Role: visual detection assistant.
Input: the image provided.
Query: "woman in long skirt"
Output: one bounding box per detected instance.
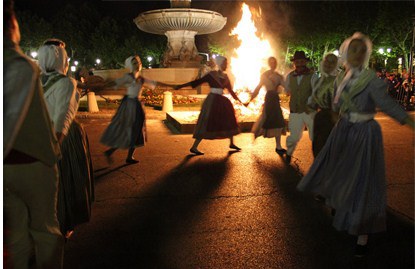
[175,56,244,155]
[101,55,169,164]
[308,53,339,158]
[38,39,94,238]
[297,32,415,257]
[246,56,286,154]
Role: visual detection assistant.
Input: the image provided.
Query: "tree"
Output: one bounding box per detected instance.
[89,17,124,69]
[17,10,53,55]
[372,1,413,70]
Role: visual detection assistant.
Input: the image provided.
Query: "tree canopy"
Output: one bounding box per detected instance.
[15,1,414,72]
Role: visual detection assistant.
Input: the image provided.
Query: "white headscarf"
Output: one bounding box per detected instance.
[124,55,142,74]
[312,53,339,95]
[214,55,227,71]
[334,32,373,104]
[338,32,372,69]
[320,53,339,77]
[38,44,68,75]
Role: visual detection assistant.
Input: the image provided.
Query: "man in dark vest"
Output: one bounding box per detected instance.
[284,51,318,163]
[4,1,64,268]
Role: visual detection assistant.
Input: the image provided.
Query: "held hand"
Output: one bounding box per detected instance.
[243,101,250,107]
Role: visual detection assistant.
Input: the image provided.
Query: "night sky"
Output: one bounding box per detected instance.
[14,0,171,19]
[12,0,392,37]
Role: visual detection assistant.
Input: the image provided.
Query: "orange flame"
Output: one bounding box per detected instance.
[226,3,273,118]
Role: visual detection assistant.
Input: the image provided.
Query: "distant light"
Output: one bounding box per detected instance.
[378,48,384,54]
[387,48,391,53]
[212,54,217,59]
[147,56,153,62]
[398,58,402,64]
[30,51,38,58]
[333,50,339,56]
[74,60,79,66]
[68,57,71,61]
[96,58,101,64]
[70,66,76,72]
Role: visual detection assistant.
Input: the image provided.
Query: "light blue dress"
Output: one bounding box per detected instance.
[297,69,409,235]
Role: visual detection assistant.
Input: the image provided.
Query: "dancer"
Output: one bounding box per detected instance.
[175,55,244,155]
[38,40,94,239]
[101,55,170,164]
[297,32,415,257]
[246,56,286,154]
[284,51,318,163]
[308,53,339,158]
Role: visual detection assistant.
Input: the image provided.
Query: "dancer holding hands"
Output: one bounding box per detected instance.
[175,56,244,155]
[246,56,287,154]
[101,55,171,164]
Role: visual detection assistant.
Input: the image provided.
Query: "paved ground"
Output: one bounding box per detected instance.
[64,106,414,269]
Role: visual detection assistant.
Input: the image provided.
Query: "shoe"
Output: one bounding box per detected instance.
[229,144,241,151]
[285,154,292,163]
[276,148,287,155]
[190,148,204,155]
[104,151,113,165]
[126,158,139,164]
[354,244,368,258]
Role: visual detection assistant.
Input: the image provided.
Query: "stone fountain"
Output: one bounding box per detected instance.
[134,0,227,69]
[94,1,229,132]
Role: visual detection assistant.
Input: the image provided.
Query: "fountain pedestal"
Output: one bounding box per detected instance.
[134,5,227,68]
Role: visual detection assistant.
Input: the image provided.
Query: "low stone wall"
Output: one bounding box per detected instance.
[92,68,210,95]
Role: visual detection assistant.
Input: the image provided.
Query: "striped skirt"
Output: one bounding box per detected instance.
[57,120,94,235]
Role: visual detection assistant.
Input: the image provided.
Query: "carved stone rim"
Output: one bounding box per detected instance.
[134,8,227,35]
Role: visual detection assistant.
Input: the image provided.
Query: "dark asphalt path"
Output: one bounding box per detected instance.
[63,111,414,269]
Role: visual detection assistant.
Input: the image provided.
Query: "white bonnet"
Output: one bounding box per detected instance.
[320,53,339,76]
[338,32,372,69]
[214,55,227,69]
[124,55,142,72]
[38,44,68,75]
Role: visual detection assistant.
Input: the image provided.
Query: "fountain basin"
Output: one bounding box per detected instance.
[94,68,211,95]
[134,8,227,35]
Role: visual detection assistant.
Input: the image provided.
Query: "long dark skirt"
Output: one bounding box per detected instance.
[312,108,338,158]
[193,93,240,139]
[252,90,285,138]
[57,120,94,235]
[100,96,146,149]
